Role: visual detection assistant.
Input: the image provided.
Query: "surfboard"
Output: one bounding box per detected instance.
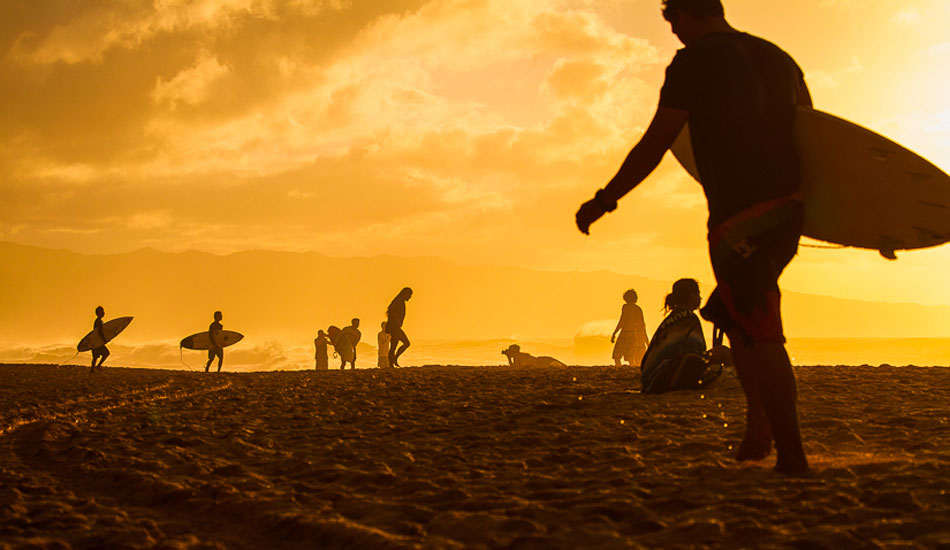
[670,107,950,258]
[180,330,244,350]
[327,325,355,363]
[78,316,133,352]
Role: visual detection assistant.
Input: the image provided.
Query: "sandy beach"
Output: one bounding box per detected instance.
[0,363,947,549]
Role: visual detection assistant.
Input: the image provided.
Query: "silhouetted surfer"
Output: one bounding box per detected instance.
[91,305,109,372]
[205,311,224,373]
[314,329,329,370]
[341,318,362,369]
[386,287,413,367]
[611,289,649,367]
[576,0,812,473]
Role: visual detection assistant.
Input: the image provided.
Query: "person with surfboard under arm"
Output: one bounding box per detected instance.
[576,0,812,474]
[205,311,225,373]
[386,287,413,367]
[91,305,110,371]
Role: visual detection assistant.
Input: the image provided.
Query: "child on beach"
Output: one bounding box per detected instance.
[611,289,649,367]
[377,322,391,368]
[314,330,329,370]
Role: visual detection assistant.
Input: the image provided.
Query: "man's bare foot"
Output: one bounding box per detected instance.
[774,455,810,475]
[736,436,772,462]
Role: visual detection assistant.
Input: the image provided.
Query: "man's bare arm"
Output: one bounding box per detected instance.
[576,106,689,234]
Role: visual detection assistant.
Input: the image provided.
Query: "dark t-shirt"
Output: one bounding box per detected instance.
[659,32,804,229]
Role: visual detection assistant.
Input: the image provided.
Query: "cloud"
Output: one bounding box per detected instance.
[12,0,349,65]
[151,50,230,108]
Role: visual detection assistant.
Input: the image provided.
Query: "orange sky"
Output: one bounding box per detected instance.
[2,0,950,307]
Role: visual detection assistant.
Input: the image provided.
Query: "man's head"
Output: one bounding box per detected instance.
[352,318,360,328]
[214,311,223,321]
[661,0,726,45]
[95,305,105,317]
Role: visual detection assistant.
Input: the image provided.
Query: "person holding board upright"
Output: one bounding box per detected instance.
[576,0,812,474]
[386,287,413,368]
[205,311,225,373]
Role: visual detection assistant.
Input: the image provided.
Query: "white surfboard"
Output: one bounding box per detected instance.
[78,316,133,352]
[180,330,244,350]
[670,107,950,258]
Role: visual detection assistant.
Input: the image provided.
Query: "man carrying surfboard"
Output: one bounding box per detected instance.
[91,306,110,371]
[205,311,225,373]
[576,0,811,474]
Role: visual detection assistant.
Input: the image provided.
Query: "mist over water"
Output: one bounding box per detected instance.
[4,337,949,371]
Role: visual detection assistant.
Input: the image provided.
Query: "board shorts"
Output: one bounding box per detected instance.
[208,348,224,361]
[700,197,803,344]
[386,325,408,343]
[92,345,109,358]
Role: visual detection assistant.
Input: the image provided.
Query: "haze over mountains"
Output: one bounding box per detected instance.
[3,241,950,352]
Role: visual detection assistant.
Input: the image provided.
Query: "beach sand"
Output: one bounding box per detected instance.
[0,363,947,549]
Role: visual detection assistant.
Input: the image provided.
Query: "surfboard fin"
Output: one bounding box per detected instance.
[879,248,897,260]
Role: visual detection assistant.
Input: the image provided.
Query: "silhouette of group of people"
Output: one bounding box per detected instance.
[87,308,229,373]
[314,287,414,370]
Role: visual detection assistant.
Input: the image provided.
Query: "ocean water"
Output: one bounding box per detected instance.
[2,337,948,371]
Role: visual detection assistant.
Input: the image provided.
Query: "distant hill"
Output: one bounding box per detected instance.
[2,241,949,347]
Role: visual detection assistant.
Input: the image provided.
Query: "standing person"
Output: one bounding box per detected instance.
[90,306,110,372]
[205,311,224,373]
[386,287,413,367]
[314,329,329,370]
[340,318,362,369]
[377,321,391,368]
[611,289,649,367]
[575,0,811,473]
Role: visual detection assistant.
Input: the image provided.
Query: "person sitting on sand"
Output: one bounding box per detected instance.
[502,344,567,368]
[386,287,413,367]
[377,322,391,368]
[639,279,720,393]
[205,311,224,373]
[314,330,329,370]
[611,289,650,367]
[340,319,362,369]
[91,305,110,372]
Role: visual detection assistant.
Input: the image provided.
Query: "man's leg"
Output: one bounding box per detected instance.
[729,332,774,461]
[95,348,109,370]
[216,350,223,372]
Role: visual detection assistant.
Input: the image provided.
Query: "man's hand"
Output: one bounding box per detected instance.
[576,199,605,235]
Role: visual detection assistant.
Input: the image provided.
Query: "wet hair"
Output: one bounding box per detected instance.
[664,278,700,312]
[661,0,724,22]
[623,289,638,304]
[214,311,223,320]
[95,305,105,316]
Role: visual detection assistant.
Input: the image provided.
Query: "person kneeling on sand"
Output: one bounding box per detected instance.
[502,344,566,368]
[640,279,725,394]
